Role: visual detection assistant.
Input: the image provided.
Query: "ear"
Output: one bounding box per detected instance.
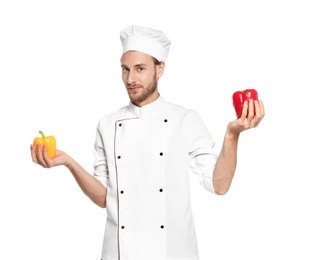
[156,61,165,78]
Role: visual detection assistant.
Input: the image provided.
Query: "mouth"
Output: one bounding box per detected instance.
[127,85,141,92]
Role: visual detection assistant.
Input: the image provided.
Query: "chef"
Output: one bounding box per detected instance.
[30,25,265,260]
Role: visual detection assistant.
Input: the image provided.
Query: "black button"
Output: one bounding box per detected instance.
[119,123,122,127]
[159,152,163,156]
[120,190,124,194]
[160,225,164,229]
[159,189,163,192]
[117,156,121,159]
[164,119,168,123]
[121,226,125,229]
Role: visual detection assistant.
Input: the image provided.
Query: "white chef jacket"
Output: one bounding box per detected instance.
[93,96,218,260]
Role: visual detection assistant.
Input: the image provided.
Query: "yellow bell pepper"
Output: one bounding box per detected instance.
[33,130,56,159]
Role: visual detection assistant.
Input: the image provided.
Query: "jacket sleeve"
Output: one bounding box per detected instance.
[187,110,218,194]
[93,121,109,188]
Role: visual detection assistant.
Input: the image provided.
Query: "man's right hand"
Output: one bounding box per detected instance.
[30,144,70,168]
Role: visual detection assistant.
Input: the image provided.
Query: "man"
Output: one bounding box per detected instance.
[31,25,265,260]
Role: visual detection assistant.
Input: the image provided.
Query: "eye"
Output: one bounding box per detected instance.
[122,67,129,73]
[138,67,145,72]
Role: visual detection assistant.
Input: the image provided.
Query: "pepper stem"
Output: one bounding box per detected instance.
[39,130,45,138]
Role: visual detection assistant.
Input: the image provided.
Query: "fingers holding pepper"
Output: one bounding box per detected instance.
[252,99,265,126]
[31,144,49,168]
[239,99,264,128]
[30,144,39,164]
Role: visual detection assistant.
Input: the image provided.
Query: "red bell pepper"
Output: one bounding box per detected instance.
[232,89,258,118]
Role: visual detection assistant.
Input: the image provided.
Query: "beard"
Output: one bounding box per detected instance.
[127,72,158,105]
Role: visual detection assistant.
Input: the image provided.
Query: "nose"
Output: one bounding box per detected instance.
[126,71,137,85]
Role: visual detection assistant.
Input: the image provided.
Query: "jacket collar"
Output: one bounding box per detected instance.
[128,95,164,117]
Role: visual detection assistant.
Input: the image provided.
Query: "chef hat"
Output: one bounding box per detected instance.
[120,25,171,62]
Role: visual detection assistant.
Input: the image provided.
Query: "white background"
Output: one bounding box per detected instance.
[1,0,308,259]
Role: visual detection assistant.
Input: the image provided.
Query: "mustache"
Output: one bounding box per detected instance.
[126,83,142,88]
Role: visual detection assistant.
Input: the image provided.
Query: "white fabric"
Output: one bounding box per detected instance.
[93,96,218,260]
[120,25,171,61]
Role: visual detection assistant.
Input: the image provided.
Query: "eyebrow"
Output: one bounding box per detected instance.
[121,63,148,68]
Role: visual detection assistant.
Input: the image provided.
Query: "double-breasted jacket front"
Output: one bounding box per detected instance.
[94,96,218,260]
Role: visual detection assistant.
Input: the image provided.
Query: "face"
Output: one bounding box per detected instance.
[121,51,165,107]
